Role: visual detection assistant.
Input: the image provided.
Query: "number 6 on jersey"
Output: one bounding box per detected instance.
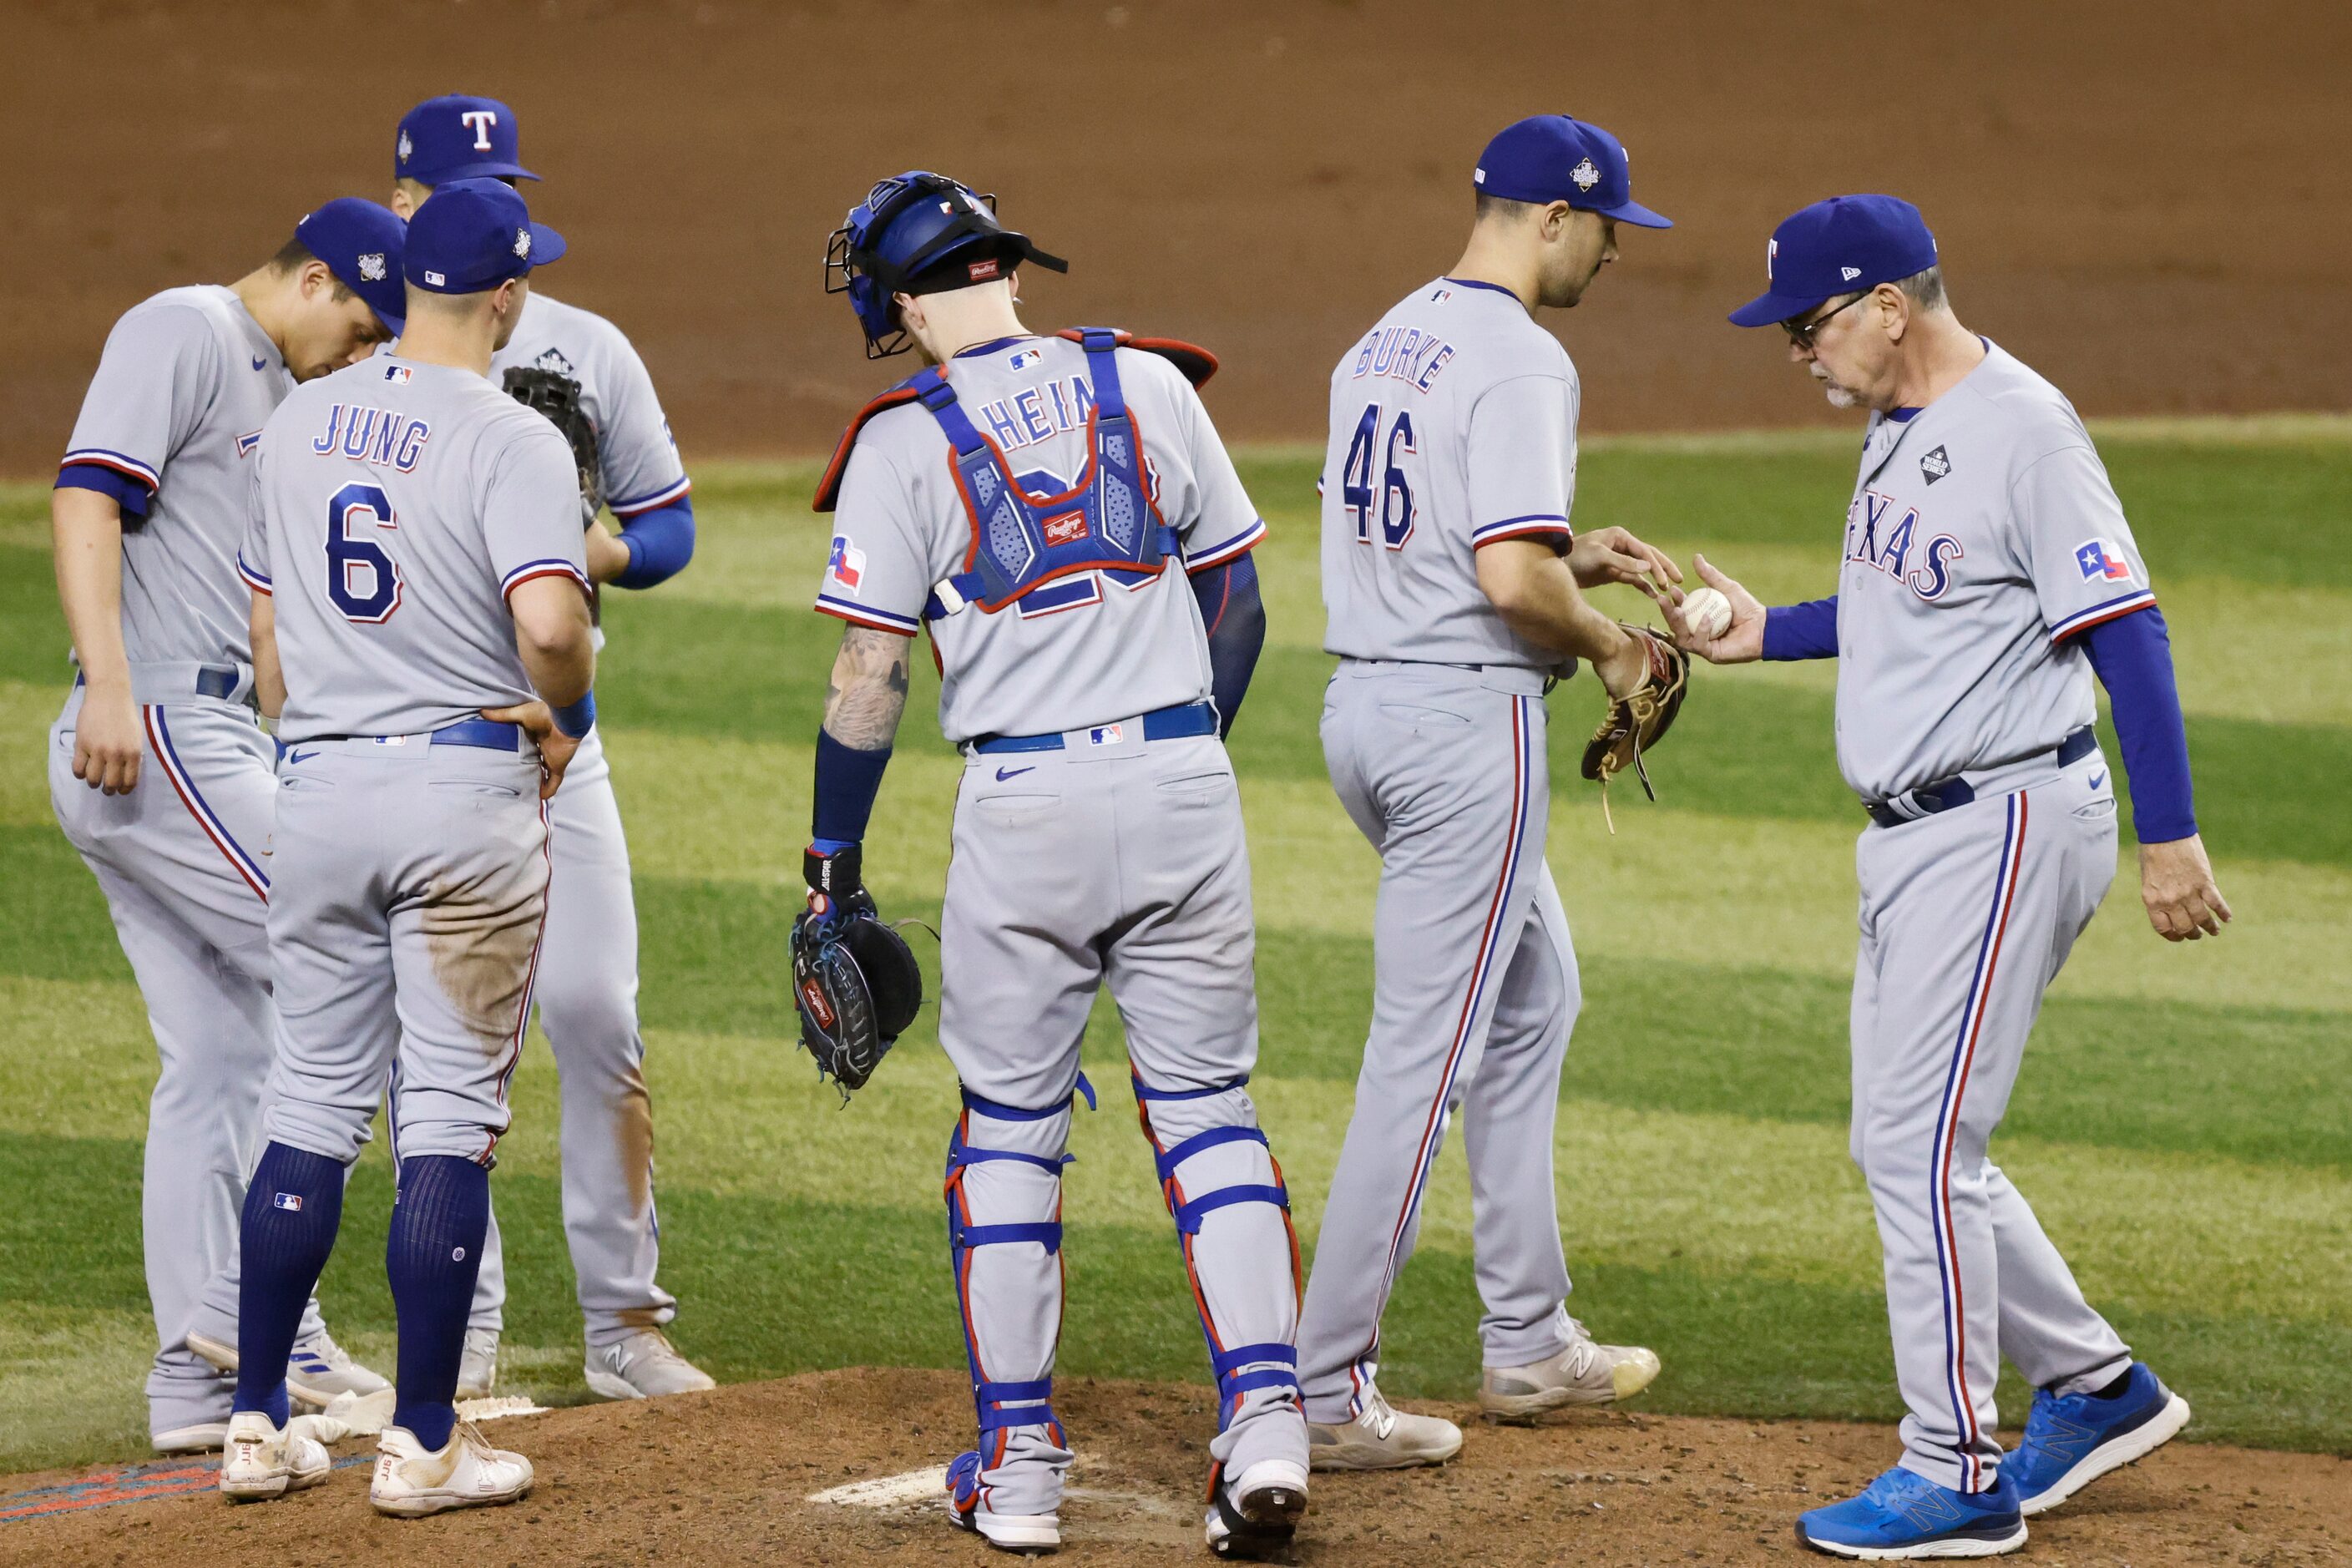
[1341,403,1418,550]
[326,480,403,623]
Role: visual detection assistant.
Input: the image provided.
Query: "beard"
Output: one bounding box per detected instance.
[1810,363,1860,409]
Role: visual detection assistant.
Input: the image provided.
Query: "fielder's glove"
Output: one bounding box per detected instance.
[502,366,604,525]
[1581,624,1691,834]
[791,843,923,1100]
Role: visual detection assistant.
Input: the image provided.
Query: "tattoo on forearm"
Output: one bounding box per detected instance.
[822,626,913,751]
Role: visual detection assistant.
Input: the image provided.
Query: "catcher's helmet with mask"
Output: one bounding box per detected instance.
[824,170,1070,358]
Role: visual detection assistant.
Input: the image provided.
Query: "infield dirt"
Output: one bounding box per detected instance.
[3,1369,2345,1565]
[6,0,2349,477]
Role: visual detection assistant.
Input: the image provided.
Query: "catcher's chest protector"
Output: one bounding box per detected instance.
[912,329,1179,620]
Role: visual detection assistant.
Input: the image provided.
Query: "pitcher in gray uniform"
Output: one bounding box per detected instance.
[218,178,594,1518]
[385,93,708,1403]
[1676,195,2223,1560]
[808,171,1308,1560]
[48,199,407,1451]
[1301,116,1675,1471]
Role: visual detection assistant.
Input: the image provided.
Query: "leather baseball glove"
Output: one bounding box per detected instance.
[502,366,604,524]
[792,846,924,1100]
[1581,625,1691,833]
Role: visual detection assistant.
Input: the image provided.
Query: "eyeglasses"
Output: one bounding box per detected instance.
[1783,290,1873,350]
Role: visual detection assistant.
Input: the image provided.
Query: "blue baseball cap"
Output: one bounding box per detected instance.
[404,179,565,295]
[1728,195,1939,327]
[293,198,407,334]
[1473,115,1672,229]
[395,94,539,186]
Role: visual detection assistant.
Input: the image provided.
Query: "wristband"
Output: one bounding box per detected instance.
[805,841,864,904]
[551,691,597,739]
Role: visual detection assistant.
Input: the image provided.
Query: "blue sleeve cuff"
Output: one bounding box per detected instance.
[1191,551,1265,737]
[1763,597,1839,660]
[55,462,154,518]
[551,691,597,740]
[610,497,695,590]
[812,728,892,845]
[2081,604,2197,842]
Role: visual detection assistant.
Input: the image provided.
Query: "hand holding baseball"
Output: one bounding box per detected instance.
[1657,554,1767,664]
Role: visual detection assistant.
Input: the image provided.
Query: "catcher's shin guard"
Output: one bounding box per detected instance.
[942,1077,1095,1525]
[1131,1073,1308,1508]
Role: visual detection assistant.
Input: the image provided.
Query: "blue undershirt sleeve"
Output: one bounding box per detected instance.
[811,728,891,848]
[54,462,153,519]
[2080,604,2197,844]
[1763,595,1839,660]
[1190,551,1265,737]
[610,497,695,590]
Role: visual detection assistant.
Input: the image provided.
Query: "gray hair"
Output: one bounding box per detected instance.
[1891,265,1947,312]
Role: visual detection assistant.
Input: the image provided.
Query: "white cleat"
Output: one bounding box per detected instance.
[1206,1457,1309,1560]
[1480,1321,1662,1423]
[584,1328,717,1400]
[369,1421,533,1518]
[1306,1385,1463,1471]
[186,1328,392,1410]
[218,1409,331,1501]
[949,1505,1062,1553]
[457,1328,500,1401]
[154,1422,229,1454]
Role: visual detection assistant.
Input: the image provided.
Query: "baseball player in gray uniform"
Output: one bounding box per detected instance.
[1674,195,2223,1559]
[1298,116,1674,1469]
[48,199,408,1452]
[810,171,1307,1559]
[384,94,707,1404]
[218,178,594,1516]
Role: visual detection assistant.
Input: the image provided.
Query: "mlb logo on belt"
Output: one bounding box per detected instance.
[2075,538,2132,583]
[1088,723,1125,747]
[828,535,866,591]
[1042,510,1088,547]
[272,1192,303,1211]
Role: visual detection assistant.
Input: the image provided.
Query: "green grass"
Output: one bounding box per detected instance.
[3,425,2348,1471]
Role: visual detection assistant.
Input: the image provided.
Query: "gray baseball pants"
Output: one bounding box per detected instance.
[1853,746,2132,1492]
[939,721,1307,1525]
[1297,660,1581,1423]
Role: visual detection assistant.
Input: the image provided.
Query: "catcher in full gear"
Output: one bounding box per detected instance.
[796,169,1308,1560]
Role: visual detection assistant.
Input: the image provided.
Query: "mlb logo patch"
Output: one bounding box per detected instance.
[1087,723,1125,747]
[1042,510,1088,547]
[967,256,1001,281]
[827,535,865,592]
[1009,347,1044,371]
[2075,539,2133,583]
[272,1192,303,1211]
[384,364,412,384]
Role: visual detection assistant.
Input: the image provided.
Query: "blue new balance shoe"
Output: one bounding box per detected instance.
[2006,1362,2191,1516]
[1796,1466,2026,1559]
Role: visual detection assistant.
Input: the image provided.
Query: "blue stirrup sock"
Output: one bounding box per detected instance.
[386,1155,491,1451]
[233,1141,348,1426]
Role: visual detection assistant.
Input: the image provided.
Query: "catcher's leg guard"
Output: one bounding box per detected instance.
[942,1078,1095,1534]
[1131,1072,1310,1525]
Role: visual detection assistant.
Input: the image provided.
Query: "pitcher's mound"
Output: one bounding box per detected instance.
[3,1368,2344,1565]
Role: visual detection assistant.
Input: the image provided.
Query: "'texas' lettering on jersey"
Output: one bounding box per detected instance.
[308,402,432,472]
[1846,488,1963,602]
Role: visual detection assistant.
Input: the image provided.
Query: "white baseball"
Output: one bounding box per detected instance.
[1682,585,1733,640]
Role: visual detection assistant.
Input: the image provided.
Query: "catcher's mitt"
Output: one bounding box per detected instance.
[792,847,924,1100]
[1581,624,1691,834]
[502,366,604,524]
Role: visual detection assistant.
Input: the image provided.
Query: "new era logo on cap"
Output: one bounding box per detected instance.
[1841,266,1864,281]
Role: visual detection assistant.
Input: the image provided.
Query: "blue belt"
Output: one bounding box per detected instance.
[1866,726,2096,829]
[429,719,525,752]
[969,701,1216,756]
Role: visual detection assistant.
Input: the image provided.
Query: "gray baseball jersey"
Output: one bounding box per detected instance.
[1319,277,1581,669]
[63,286,292,665]
[818,336,1263,741]
[244,355,588,742]
[1830,341,2154,802]
[491,291,690,518]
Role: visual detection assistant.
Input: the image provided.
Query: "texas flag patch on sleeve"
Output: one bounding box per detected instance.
[2075,538,2134,583]
[827,535,866,593]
